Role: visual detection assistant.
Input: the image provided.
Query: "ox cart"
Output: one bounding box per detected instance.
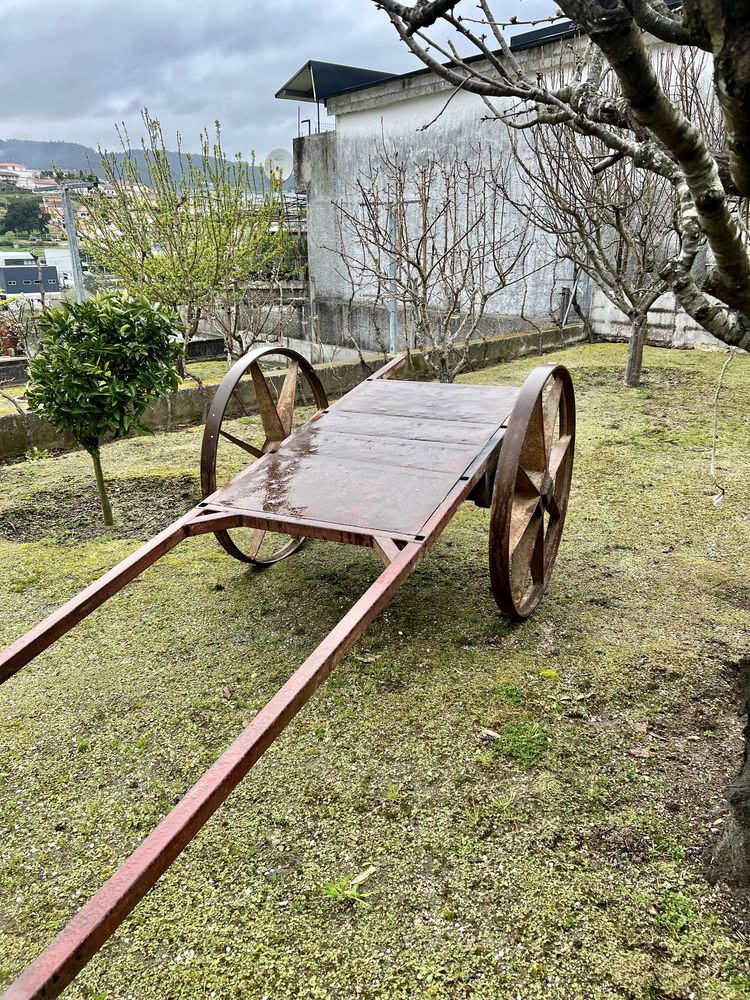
[0,348,575,1000]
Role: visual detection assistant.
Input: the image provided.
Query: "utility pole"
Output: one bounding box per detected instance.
[46,179,98,303]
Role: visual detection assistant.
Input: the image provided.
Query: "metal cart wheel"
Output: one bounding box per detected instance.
[489,362,576,619]
[200,345,329,564]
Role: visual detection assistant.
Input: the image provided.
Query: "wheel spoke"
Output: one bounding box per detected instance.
[276,360,299,437]
[544,491,562,521]
[249,362,285,444]
[247,529,266,560]
[516,466,542,495]
[510,506,543,599]
[509,493,541,553]
[542,376,564,460]
[218,428,264,459]
[530,512,545,584]
[549,434,572,478]
[520,396,547,472]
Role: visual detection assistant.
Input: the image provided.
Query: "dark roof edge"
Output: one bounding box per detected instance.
[326,20,582,101]
[276,2,682,105]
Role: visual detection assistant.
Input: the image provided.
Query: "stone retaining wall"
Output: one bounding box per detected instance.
[590,288,727,350]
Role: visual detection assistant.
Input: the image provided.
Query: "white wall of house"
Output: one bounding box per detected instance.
[295,41,589,351]
[294,36,722,354]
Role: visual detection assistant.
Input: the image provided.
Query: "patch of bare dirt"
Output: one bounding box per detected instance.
[0,475,200,543]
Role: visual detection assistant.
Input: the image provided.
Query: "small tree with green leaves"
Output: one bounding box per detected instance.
[0,198,49,236]
[80,112,291,372]
[26,293,181,525]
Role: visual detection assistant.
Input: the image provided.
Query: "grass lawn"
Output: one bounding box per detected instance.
[0,342,749,999]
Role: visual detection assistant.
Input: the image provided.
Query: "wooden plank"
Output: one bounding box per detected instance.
[315,408,500,447]
[282,424,481,476]
[215,451,459,535]
[337,379,518,424]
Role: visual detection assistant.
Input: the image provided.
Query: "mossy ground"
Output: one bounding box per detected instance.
[1,343,749,999]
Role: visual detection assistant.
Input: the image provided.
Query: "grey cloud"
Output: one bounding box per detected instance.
[0,0,556,158]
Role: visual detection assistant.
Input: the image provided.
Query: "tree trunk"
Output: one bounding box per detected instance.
[179,304,201,378]
[89,449,113,526]
[713,657,750,885]
[624,312,648,387]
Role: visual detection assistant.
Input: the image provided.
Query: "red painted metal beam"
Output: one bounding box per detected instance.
[0,512,194,686]
[0,509,264,687]
[1,541,424,1000]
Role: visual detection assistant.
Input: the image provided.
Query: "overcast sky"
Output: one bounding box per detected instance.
[1,0,555,158]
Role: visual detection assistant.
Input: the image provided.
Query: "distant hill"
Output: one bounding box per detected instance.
[0,138,285,187]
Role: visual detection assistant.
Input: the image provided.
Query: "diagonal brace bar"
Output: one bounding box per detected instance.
[0,508,237,686]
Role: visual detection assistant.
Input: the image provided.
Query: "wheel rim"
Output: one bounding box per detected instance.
[200,346,328,564]
[489,363,575,619]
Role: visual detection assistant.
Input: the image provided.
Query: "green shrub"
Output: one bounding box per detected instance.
[26,293,181,524]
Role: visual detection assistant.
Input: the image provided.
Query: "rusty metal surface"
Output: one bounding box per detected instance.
[489,362,576,619]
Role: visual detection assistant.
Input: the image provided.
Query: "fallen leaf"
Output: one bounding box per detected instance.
[222,686,234,700]
[351,865,377,886]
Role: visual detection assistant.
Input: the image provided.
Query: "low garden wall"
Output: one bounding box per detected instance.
[0,323,585,461]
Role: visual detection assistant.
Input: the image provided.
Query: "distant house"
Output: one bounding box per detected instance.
[44,247,73,285]
[0,162,38,188]
[0,252,59,297]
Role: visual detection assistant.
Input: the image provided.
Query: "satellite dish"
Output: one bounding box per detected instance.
[264,148,293,183]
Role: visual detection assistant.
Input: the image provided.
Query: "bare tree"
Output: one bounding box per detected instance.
[374,0,750,880]
[503,127,677,386]
[333,141,531,381]
[374,0,750,352]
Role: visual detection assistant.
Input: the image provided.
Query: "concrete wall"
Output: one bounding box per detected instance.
[0,323,584,460]
[295,42,591,353]
[589,288,726,350]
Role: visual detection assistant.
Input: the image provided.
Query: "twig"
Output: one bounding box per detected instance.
[417,76,468,131]
[709,352,735,505]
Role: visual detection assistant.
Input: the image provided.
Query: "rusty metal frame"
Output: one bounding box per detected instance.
[0,353,573,1000]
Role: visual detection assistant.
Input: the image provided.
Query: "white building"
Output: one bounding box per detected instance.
[276,25,722,353]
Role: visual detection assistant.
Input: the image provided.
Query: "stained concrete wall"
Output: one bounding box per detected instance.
[294,35,724,355]
[0,324,585,460]
[589,288,727,350]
